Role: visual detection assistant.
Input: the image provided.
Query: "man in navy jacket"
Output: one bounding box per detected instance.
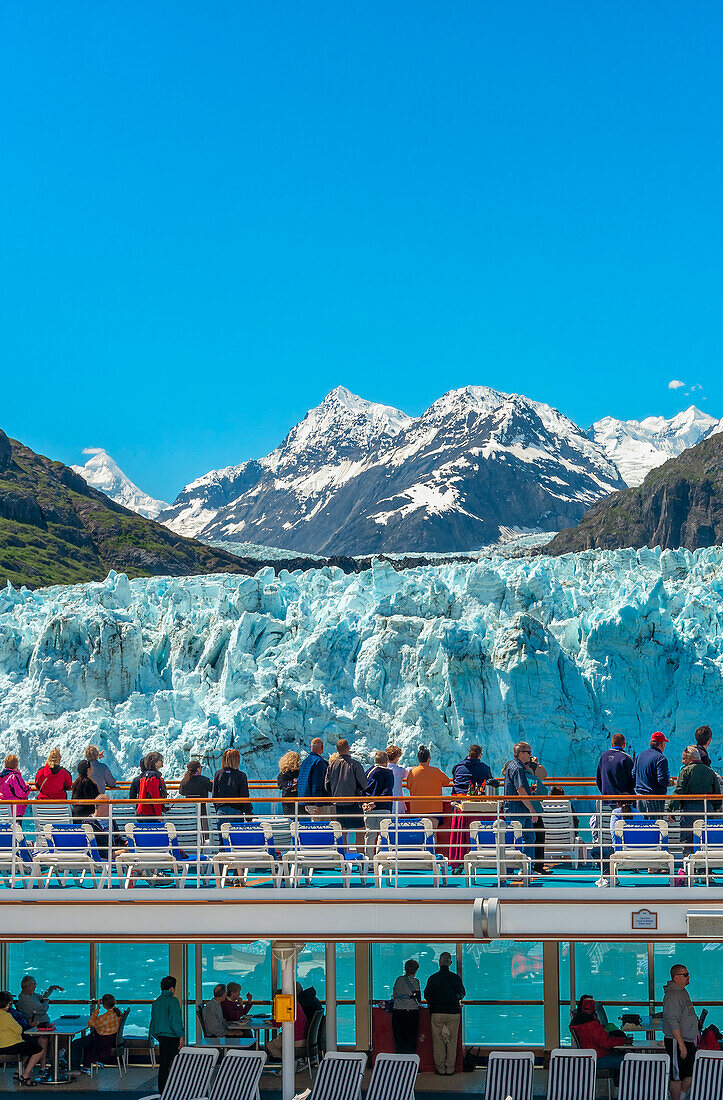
[633,731,671,814]
[596,733,635,797]
[451,745,492,794]
[298,738,328,818]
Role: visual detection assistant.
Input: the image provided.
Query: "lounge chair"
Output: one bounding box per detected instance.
[199,1049,267,1100]
[373,817,449,887]
[609,819,675,885]
[541,799,582,869]
[689,1049,723,1099]
[212,821,282,887]
[30,801,72,847]
[484,1050,534,1100]
[366,1053,419,1100]
[139,1045,219,1100]
[617,1052,669,1100]
[463,820,531,886]
[547,1048,596,1100]
[0,822,35,887]
[284,822,367,887]
[30,822,109,887]
[116,821,211,888]
[684,820,723,883]
[292,1051,367,1100]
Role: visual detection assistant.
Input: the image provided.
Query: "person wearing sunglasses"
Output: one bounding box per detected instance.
[662,964,698,1100]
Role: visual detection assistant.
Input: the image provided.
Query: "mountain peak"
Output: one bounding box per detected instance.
[72,449,169,520]
[589,406,719,487]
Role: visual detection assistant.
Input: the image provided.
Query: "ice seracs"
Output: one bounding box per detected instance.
[588,406,719,487]
[3,546,722,782]
[72,449,170,519]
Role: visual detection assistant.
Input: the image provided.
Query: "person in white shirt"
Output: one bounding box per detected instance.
[391,959,421,1054]
[386,745,408,815]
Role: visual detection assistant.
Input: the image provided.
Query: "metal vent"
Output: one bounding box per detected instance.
[687,910,723,939]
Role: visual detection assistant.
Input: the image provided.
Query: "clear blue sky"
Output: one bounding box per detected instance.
[1,2,722,502]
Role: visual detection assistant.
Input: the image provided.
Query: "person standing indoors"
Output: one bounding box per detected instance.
[212,749,252,827]
[84,746,117,794]
[596,734,635,798]
[385,745,408,815]
[35,748,72,801]
[325,739,367,847]
[633,732,671,816]
[391,959,421,1055]
[277,751,301,815]
[403,746,451,833]
[662,964,699,1100]
[298,738,328,819]
[451,745,492,795]
[424,952,465,1076]
[150,976,184,1092]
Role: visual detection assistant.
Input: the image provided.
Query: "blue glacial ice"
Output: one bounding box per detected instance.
[1,547,723,780]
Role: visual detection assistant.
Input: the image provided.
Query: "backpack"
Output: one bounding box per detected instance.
[700,1025,722,1051]
[137,773,163,816]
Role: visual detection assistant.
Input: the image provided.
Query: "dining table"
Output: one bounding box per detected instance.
[26,1014,89,1084]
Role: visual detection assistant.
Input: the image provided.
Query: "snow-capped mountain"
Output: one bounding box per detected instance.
[159,385,625,554]
[72,449,169,520]
[588,406,719,487]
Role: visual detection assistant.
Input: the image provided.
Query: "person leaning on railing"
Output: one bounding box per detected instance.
[666,745,720,855]
[35,748,72,801]
[212,748,252,826]
[84,745,118,795]
[298,738,328,819]
[0,755,30,816]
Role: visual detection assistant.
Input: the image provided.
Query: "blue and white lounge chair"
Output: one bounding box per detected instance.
[463,820,531,886]
[284,822,367,887]
[212,821,282,887]
[30,823,108,888]
[609,819,674,885]
[0,822,35,887]
[116,821,211,888]
[373,817,449,887]
[684,820,723,884]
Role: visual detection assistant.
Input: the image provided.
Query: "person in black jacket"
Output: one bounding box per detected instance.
[179,759,213,798]
[71,760,100,820]
[596,734,635,797]
[424,952,465,1075]
[213,748,252,825]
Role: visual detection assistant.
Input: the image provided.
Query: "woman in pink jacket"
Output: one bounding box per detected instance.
[0,753,31,817]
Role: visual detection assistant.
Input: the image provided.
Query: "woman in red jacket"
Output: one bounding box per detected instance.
[570,995,628,1083]
[35,748,73,800]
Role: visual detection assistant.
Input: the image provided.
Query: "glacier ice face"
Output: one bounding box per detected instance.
[2,549,723,782]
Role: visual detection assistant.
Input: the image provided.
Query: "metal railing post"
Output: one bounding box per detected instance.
[598,798,604,884]
[107,801,113,890]
[196,799,202,889]
[495,796,502,887]
[394,794,399,888]
[11,800,17,889]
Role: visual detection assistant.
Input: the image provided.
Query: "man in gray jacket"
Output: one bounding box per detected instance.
[325,739,367,847]
[662,964,699,1100]
[201,983,228,1038]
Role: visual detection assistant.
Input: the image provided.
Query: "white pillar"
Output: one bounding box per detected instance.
[272,942,303,1100]
[325,941,337,1052]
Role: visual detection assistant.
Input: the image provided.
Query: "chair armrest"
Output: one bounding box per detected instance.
[138,1093,161,1100]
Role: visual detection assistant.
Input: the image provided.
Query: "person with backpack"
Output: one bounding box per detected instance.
[129,751,168,817]
[35,748,73,800]
[0,754,30,817]
[212,748,252,825]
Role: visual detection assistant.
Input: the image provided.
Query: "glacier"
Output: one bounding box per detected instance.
[1,548,723,782]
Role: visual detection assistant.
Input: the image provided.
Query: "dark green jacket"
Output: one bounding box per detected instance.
[667,762,720,817]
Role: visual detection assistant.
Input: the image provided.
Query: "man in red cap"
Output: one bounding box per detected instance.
[633,732,670,816]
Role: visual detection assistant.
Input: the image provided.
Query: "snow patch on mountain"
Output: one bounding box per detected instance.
[3,546,722,781]
[72,449,169,519]
[588,406,719,487]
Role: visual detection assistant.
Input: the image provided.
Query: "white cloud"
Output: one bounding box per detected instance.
[82,447,106,455]
[668,379,685,390]
[691,383,703,391]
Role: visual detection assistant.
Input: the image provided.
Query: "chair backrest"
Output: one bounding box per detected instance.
[613,819,668,850]
[305,1009,324,1052]
[618,1053,669,1100]
[366,1053,419,1100]
[378,817,435,852]
[30,801,72,844]
[164,800,204,853]
[208,1049,267,1100]
[485,1050,534,1100]
[470,819,521,851]
[547,1048,596,1100]
[125,821,178,852]
[594,1001,609,1027]
[690,1049,723,1100]
[114,1008,130,1050]
[311,1051,367,1100]
[568,1027,581,1049]
[43,822,103,860]
[0,822,25,848]
[694,820,723,849]
[196,1005,208,1039]
[290,821,343,851]
[160,1045,219,1100]
[541,801,577,858]
[221,821,273,851]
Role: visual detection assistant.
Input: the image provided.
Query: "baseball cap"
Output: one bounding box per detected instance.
[651,731,669,744]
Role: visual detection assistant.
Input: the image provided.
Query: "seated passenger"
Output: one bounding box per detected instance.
[0,991,47,1085]
[83,994,122,1066]
[85,795,127,856]
[570,995,628,1083]
[298,984,323,1021]
[17,975,63,1027]
[222,982,253,1028]
[266,989,307,1061]
[202,984,228,1038]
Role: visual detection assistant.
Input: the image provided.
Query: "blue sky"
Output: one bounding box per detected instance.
[1,2,722,502]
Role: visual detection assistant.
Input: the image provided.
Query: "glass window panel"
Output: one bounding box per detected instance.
[573,942,648,1013]
[8,942,90,1007]
[372,944,456,1001]
[297,943,326,1001]
[201,943,272,1005]
[462,942,544,1047]
[97,943,170,1037]
[653,943,723,1008]
[336,943,355,1046]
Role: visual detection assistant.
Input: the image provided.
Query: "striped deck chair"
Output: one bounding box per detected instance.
[293,1051,367,1100]
[140,1045,219,1100]
[205,1049,267,1100]
[689,1049,723,1100]
[485,1050,534,1100]
[618,1052,669,1100]
[547,1048,596,1100]
[366,1053,419,1100]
